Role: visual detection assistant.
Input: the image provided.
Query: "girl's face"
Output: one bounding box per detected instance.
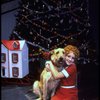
[65,51,75,65]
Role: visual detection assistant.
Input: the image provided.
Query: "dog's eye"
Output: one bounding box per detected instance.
[63,51,65,54]
[56,51,59,54]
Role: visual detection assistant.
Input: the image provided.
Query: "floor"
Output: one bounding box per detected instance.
[1,85,38,100]
[1,71,41,100]
[1,84,99,100]
[1,72,99,100]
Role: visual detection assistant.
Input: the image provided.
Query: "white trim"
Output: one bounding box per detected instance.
[61,85,75,88]
[61,69,69,78]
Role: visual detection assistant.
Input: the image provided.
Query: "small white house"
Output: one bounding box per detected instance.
[1,40,29,78]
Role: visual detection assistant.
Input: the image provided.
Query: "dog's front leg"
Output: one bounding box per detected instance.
[43,73,51,100]
[42,78,48,100]
[33,81,42,99]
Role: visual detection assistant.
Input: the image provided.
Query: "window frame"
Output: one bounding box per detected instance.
[1,53,6,63]
[2,66,5,76]
[12,67,19,77]
[12,53,18,63]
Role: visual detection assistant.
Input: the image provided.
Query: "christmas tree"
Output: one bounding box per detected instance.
[9,0,98,65]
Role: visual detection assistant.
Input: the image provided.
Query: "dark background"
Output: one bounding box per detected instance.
[1,0,99,100]
[78,0,99,99]
[89,0,99,56]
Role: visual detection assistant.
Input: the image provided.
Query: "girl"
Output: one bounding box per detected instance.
[46,45,80,100]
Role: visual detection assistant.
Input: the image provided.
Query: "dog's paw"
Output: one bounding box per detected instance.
[36,98,42,100]
[25,90,39,100]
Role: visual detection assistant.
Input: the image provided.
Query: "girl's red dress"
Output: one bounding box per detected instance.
[51,64,78,100]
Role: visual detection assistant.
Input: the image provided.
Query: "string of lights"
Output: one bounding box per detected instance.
[9,0,98,65]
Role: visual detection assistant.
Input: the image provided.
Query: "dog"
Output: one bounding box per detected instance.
[33,48,65,100]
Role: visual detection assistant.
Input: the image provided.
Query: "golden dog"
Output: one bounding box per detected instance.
[33,48,65,100]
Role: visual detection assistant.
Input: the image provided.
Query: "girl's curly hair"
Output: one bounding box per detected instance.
[64,45,80,60]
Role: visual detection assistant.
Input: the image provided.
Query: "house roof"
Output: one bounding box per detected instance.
[1,40,26,50]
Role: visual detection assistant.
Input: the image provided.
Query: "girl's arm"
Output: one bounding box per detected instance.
[45,61,67,80]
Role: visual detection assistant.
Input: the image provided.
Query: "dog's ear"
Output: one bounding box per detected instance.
[50,50,54,55]
[42,51,51,60]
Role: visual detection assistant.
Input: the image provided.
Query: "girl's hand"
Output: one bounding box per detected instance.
[45,62,51,71]
[45,61,54,71]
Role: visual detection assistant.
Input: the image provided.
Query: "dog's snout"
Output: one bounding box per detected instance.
[59,57,63,61]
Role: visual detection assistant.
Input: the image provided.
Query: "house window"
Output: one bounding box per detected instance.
[13,41,19,49]
[1,53,6,63]
[12,53,18,63]
[2,67,5,76]
[12,67,19,77]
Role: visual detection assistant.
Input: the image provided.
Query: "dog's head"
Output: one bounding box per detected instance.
[50,48,65,67]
